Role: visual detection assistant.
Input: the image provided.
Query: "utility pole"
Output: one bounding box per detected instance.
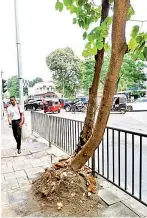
[14,0,24,108]
[1,71,4,118]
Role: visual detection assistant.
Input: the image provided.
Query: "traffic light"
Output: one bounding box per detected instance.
[2,79,7,93]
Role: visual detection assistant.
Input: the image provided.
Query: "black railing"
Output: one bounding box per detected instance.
[31,111,147,206]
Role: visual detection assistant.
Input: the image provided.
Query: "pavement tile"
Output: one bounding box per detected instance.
[31,160,50,167]
[98,176,113,189]
[1,174,5,182]
[25,167,45,176]
[99,186,130,205]
[27,173,41,183]
[1,165,14,174]
[1,191,10,206]
[4,170,27,181]
[2,157,14,163]
[39,155,51,162]
[102,202,139,217]
[19,149,32,156]
[24,158,42,165]
[1,149,17,157]
[17,177,30,186]
[13,163,33,171]
[11,160,25,166]
[32,151,48,158]
[1,205,19,217]
[122,198,147,217]
[1,179,19,191]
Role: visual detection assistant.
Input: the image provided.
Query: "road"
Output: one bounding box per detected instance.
[25,110,147,203]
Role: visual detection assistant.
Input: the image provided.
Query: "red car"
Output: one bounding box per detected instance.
[43,99,61,113]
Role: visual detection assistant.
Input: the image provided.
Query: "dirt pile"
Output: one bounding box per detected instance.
[32,158,106,217]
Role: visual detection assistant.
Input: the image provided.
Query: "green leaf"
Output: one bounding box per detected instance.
[63,0,69,6]
[55,1,63,12]
[104,43,110,51]
[90,46,97,55]
[131,25,140,38]
[82,50,88,57]
[128,38,137,51]
[136,36,143,43]
[96,41,103,50]
[127,5,135,20]
[106,16,112,25]
[73,18,77,24]
[138,52,144,61]
[83,31,87,40]
[97,6,102,13]
[87,34,95,42]
[144,33,147,40]
[143,47,147,60]
[68,0,73,5]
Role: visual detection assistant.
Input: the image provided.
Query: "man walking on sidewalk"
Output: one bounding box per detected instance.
[7,96,24,154]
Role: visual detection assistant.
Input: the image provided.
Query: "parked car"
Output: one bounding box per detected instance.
[43,99,61,113]
[127,97,147,111]
[64,97,88,112]
[24,99,43,111]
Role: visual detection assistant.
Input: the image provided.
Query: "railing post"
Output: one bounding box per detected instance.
[48,115,51,148]
[92,152,96,177]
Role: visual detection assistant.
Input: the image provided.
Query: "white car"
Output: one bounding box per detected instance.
[127,97,147,111]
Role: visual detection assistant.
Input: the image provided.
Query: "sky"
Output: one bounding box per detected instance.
[0,0,147,81]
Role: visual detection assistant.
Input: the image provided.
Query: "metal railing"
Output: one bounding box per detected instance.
[31,111,147,206]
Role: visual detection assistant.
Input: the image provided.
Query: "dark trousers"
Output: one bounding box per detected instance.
[12,119,21,150]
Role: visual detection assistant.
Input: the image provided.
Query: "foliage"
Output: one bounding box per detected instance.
[55,0,147,61]
[82,55,147,93]
[55,0,112,57]
[29,77,43,87]
[46,47,82,97]
[128,25,147,60]
[7,76,19,97]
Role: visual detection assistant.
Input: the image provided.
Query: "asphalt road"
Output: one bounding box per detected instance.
[25,110,147,203]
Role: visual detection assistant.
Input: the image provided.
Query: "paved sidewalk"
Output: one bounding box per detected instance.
[1,118,147,217]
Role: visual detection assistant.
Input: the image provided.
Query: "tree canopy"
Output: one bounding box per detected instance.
[82,54,147,94]
[46,47,82,97]
[7,76,19,97]
[7,76,43,97]
[29,77,43,87]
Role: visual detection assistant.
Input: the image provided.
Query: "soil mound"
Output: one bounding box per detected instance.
[32,158,106,217]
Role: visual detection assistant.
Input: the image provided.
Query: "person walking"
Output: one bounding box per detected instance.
[7,96,24,154]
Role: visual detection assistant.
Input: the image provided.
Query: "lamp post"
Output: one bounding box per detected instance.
[14,0,24,108]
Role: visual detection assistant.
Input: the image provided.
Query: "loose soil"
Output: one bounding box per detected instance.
[31,158,107,217]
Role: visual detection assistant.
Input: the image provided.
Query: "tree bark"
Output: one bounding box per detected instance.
[115,77,120,94]
[74,0,109,154]
[71,0,129,170]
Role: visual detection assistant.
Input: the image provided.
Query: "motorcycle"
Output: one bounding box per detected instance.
[71,101,86,113]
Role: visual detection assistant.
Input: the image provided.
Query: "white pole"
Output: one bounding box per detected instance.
[14,0,24,108]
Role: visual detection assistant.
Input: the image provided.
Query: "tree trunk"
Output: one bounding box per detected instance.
[74,0,109,154]
[115,77,120,94]
[71,0,129,170]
